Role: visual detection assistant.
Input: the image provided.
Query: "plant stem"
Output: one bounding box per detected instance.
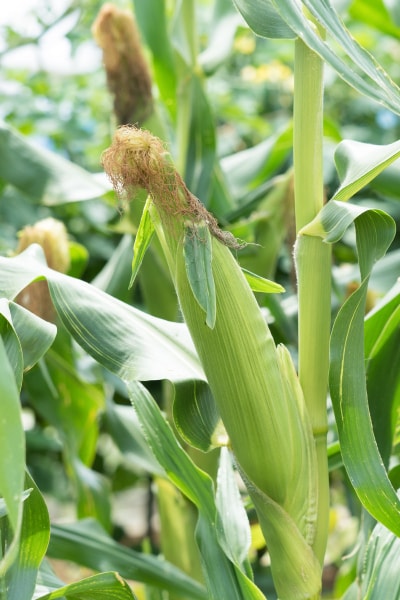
[293,35,331,567]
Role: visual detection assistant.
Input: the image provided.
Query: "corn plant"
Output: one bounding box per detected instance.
[1,0,400,599]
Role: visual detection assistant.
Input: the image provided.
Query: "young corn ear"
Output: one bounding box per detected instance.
[15,217,70,322]
[92,4,154,126]
[102,126,321,599]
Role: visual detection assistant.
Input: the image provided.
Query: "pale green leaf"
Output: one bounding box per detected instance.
[232,0,295,38]
[36,571,137,599]
[364,281,400,465]
[332,139,400,201]
[0,246,205,384]
[184,223,216,329]
[240,0,400,114]
[349,0,400,38]
[173,381,225,452]
[344,521,400,599]
[127,381,265,599]
[102,400,163,475]
[6,473,50,600]
[0,337,25,577]
[133,0,177,120]
[242,268,285,294]
[0,122,109,204]
[215,448,251,569]
[129,197,155,289]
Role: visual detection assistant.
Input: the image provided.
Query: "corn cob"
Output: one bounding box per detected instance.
[102,126,321,599]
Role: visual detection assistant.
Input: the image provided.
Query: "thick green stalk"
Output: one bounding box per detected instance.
[294,37,331,566]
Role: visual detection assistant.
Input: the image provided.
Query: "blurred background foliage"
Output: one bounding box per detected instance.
[1,0,400,597]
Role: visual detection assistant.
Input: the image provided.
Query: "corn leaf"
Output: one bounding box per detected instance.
[184,223,216,329]
[48,519,207,600]
[102,400,163,475]
[199,2,242,74]
[0,245,205,384]
[215,448,251,570]
[0,337,25,578]
[132,0,177,121]
[232,0,295,38]
[364,281,400,465]
[343,521,400,600]
[303,200,400,535]
[127,381,265,599]
[0,299,24,390]
[242,269,285,294]
[349,0,400,38]
[6,473,50,600]
[36,571,137,600]
[0,122,109,204]
[332,139,400,201]
[129,197,155,289]
[173,380,224,452]
[236,0,400,115]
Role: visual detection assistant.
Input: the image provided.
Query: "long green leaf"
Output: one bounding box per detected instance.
[303,201,400,535]
[236,0,400,114]
[364,281,400,465]
[36,571,137,600]
[129,197,155,289]
[0,245,205,384]
[127,381,265,599]
[48,519,207,600]
[6,473,50,600]
[0,337,25,578]
[133,0,177,120]
[184,223,216,329]
[232,0,295,38]
[215,448,251,570]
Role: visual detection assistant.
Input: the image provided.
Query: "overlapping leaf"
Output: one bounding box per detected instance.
[6,473,49,600]
[48,519,207,600]
[127,381,265,599]
[234,0,400,114]
[302,201,400,536]
[0,245,205,384]
[0,122,109,204]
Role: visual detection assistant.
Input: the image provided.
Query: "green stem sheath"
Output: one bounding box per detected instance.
[294,36,331,567]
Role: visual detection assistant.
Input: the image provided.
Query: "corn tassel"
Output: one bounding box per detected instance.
[102,126,321,599]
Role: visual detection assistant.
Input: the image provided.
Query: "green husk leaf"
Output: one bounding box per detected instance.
[129,196,155,289]
[183,223,216,329]
[173,380,226,453]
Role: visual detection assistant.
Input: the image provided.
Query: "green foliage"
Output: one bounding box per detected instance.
[1,0,400,598]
